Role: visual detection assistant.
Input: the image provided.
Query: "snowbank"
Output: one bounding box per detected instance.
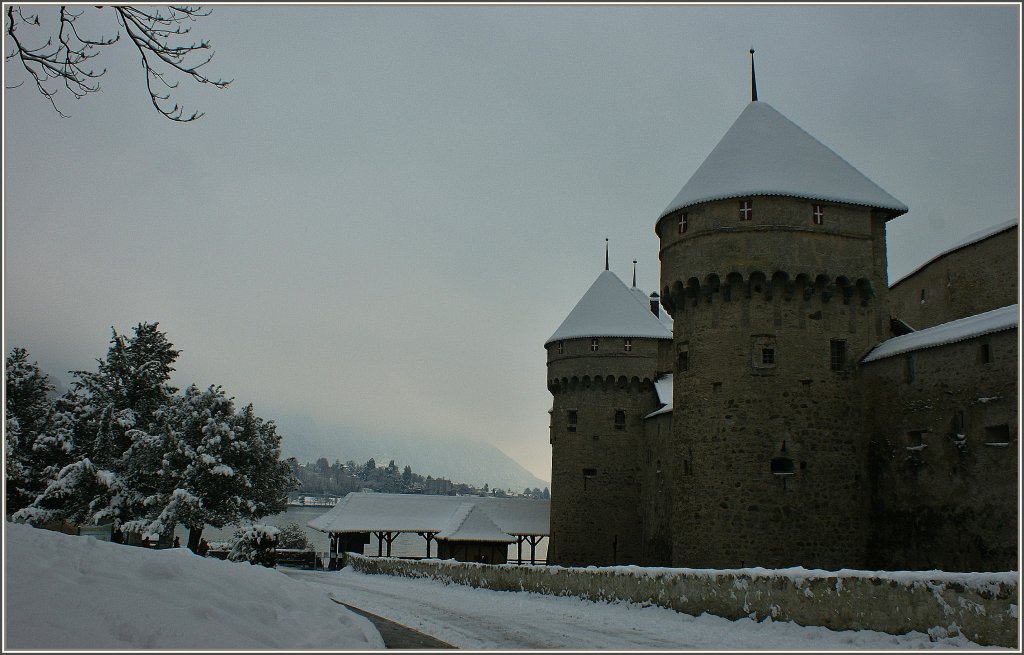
[348,554,1019,648]
[4,522,384,650]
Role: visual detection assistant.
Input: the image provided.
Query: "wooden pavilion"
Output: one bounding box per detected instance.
[307,492,549,568]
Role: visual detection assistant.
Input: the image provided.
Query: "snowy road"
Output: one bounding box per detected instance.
[283,567,989,650]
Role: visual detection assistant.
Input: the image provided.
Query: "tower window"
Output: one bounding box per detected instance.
[557,341,564,354]
[812,204,824,225]
[567,410,577,433]
[980,342,992,363]
[830,339,847,371]
[739,199,753,221]
[623,338,632,352]
[590,338,599,352]
[771,457,795,475]
[614,410,626,430]
[678,350,689,372]
[904,354,915,383]
[679,212,689,234]
[920,289,926,303]
[752,335,776,369]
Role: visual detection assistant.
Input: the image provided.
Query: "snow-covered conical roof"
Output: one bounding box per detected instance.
[659,101,908,220]
[546,270,672,346]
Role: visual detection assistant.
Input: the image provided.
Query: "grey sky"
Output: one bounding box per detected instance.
[3,4,1020,482]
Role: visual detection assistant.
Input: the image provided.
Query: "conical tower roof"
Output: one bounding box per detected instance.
[659,101,908,220]
[546,270,672,346]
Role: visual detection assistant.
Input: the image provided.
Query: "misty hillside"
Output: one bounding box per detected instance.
[277,416,548,492]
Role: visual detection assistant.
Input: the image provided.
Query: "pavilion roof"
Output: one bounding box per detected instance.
[307,492,549,537]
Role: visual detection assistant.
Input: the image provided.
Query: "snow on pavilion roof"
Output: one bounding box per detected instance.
[307,492,550,537]
[861,304,1018,363]
[546,270,672,346]
[889,219,1018,288]
[658,101,908,220]
[435,503,516,543]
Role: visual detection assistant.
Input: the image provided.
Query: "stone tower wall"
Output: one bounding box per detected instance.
[547,336,665,565]
[656,196,895,569]
[640,411,674,566]
[888,225,1018,330]
[861,328,1018,572]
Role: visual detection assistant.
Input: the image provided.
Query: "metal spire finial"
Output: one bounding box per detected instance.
[749,48,758,102]
[632,260,637,287]
[605,238,609,271]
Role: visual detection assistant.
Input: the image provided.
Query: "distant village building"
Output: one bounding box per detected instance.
[545,85,1018,572]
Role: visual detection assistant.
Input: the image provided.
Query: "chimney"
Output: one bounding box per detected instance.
[649,292,660,318]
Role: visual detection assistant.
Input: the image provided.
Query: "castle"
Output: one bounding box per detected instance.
[545,87,1018,573]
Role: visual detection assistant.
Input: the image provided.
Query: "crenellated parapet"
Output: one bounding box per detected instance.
[661,270,876,314]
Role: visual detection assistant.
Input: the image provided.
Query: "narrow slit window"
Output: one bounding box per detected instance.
[678,350,689,372]
[830,339,846,371]
[567,410,577,433]
[812,204,824,225]
[980,342,992,364]
[679,212,689,234]
[556,341,564,354]
[590,338,599,352]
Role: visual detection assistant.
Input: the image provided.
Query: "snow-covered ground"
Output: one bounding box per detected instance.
[3,522,1003,650]
[3,522,383,650]
[284,567,999,650]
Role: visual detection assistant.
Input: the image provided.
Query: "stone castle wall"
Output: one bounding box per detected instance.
[546,337,665,565]
[640,411,673,566]
[888,225,1017,330]
[862,328,1019,572]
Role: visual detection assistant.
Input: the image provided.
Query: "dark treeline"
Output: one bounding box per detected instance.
[289,457,550,500]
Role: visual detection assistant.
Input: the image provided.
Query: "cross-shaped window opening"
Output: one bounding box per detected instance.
[556,341,564,354]
[740,200,753,221]
[812,204,824,225]
[590,338,599,352]
[623,339,632,352]
[679,212,688,234]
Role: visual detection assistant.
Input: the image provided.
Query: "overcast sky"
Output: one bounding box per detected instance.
[3,4,1020,482]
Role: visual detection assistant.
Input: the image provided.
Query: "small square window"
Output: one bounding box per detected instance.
[623,339,632,352]
[679,212,689,234]
[830,340,847,371]
[752,335,776,369]
[761,347,775,365]
[739,200,753,221]
[812,204,824,225]
[590,338,599,352]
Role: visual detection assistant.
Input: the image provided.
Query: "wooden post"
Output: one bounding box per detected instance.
[527,535,542,565]
[384,532,397,557]
[516,536,524,565]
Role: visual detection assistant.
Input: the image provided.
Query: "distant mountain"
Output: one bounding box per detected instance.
[276,415,548,492]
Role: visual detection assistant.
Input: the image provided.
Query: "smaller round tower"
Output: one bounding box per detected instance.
[545,268,671,565]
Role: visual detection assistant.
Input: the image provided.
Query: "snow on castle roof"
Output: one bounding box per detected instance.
[861,304,1018,363]
[546,270,672,345]
[659,101,908,220]
[307,492,549,536]
[889,219,1018,287]
[644,374,674,419]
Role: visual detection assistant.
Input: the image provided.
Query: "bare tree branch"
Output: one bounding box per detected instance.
[5,5,230,121]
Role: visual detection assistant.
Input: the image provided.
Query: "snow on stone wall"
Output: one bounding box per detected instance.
[347,555,1018,648]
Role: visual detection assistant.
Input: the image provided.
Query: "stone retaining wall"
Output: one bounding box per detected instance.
[347,554,1018,648]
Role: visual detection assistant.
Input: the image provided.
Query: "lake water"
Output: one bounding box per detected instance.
[173,504,548,562]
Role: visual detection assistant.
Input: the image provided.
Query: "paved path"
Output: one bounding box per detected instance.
[332,599,455,649]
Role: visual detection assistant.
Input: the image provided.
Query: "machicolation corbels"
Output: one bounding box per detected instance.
[662,271,875,313]
[547,375,656,395]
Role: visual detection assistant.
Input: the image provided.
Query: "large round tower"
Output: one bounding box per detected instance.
[545,269,672,565]
[656,100,907,569]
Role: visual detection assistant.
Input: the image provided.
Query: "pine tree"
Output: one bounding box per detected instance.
[15,324,179,532]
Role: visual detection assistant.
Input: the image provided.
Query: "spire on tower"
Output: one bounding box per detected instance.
[749,48,758,102]
[632,260,637,287]
[605,238,609,271]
